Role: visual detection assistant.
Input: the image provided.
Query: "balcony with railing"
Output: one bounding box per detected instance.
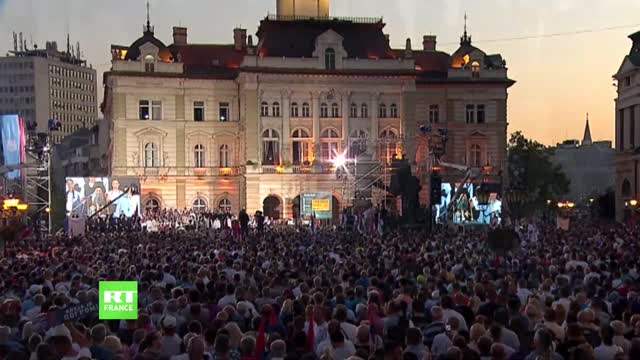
[266,14,382,24]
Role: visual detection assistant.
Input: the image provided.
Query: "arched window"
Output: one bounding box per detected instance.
[272,102,281,117]
[262,129,280,165]
[291,128,311,165]
[378,129,398,163]
[349,129,368,158]
[145,198,160,213]
[390,103,398,118]
[350,103,358,118]
[361,103,368,118]
[331,103,340,118]
[218,198,232,213]
[261,101,269,117]
[194,144,205,168]
[302,102,310,117]
[471,61,480,78]
[192,197,208,212]
[325,48,336,70]
[144,142,159,167]
[622,179,632,197]
[144,54,155,73]
[320,103,328,118]
[321,128,340,162]
[219,144,230,167]
[379,103,387,118]
[290,102,299,117]
[469,144,482,167]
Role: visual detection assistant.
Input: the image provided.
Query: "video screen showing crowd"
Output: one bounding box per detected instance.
[65,177,142,219]
[435,182,502,226]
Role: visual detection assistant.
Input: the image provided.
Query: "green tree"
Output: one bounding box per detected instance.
[507,131,570,218]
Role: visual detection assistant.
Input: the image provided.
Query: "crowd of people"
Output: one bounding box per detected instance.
[1,212,640,360]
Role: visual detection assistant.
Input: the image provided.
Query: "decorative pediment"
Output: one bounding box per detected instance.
[138,42,160,60]
[316,29,344,43]
[468,130,487,138]
[134,127,168,138]
[186,130,212,140]
[312,29,347,59]
[212,131,237,140]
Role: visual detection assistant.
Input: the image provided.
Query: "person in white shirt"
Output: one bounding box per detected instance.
[217,284,237,307]
[315,321,356,360]
[593,325,624,360]
[441,296,468,332]
[65,179,83,216]
[335,306,357,343]
[431,317,459,356]
[516,278,533,306]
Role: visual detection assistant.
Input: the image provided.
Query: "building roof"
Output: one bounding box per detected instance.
[169,44,244,67]
[582,115,592,145]
[255,16,394,59]
[124,25,174,62]
[628,31,640,66]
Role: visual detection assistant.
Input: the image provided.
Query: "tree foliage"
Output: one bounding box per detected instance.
[507,131,570,218]
[594,188,616,220]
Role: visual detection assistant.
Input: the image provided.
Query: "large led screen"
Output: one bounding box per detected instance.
[65,177,141,218]
[435,182,502,225]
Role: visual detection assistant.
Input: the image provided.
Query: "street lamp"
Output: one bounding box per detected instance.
[630,199,638,207]
[557,201,575,209]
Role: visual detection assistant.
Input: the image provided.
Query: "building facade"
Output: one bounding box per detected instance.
[614,31,640,221]
[0,39,98,144]
[104,0,514,218]
[552,117,615,204]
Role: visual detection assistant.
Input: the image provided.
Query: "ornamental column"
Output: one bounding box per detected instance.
[281,90,291,163]
[369,92,380,160]
[341,91,351,153]
[312,91,321,161]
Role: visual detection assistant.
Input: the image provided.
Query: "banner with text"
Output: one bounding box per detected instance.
[300,192,333,220]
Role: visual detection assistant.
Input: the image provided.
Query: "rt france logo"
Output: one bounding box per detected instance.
[99,281,138,320]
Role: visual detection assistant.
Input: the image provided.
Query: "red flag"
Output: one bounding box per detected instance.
[254,319,265,360]
[269,307,278,326]
[306,317,315,352]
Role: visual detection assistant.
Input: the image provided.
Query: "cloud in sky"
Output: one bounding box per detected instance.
[0,0,638,144]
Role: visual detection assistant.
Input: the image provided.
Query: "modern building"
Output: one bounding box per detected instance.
[53,121,110,178]
[103,0,514,218]
[0,36,98,144]
[614,31,640,221]
[552,116,614,204]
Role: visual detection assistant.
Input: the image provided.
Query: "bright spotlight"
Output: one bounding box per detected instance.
[332,154,347,168]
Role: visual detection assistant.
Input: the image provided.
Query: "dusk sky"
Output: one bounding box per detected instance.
[1,0,639,145]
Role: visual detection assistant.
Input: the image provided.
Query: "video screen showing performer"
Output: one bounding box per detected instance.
[65,177,108,218]
[437,182,502,225]
[109,179,142,219]
[65,177,141,219]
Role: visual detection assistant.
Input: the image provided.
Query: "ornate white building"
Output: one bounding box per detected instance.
[103,0,514,219]
[614,31,640,221]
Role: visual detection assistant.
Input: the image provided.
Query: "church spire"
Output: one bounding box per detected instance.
[460,12,472,46]
[144,0,154,35]
[582,113,592,145]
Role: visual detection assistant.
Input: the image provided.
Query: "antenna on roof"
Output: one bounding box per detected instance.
[76,42,81,61]
[19,32,24,52]
[146,0,151,32]
[67,33,71,55]
[464,12,468,37]
[12,31,17,52]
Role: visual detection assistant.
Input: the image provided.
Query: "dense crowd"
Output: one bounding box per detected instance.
[1,215,640,360]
